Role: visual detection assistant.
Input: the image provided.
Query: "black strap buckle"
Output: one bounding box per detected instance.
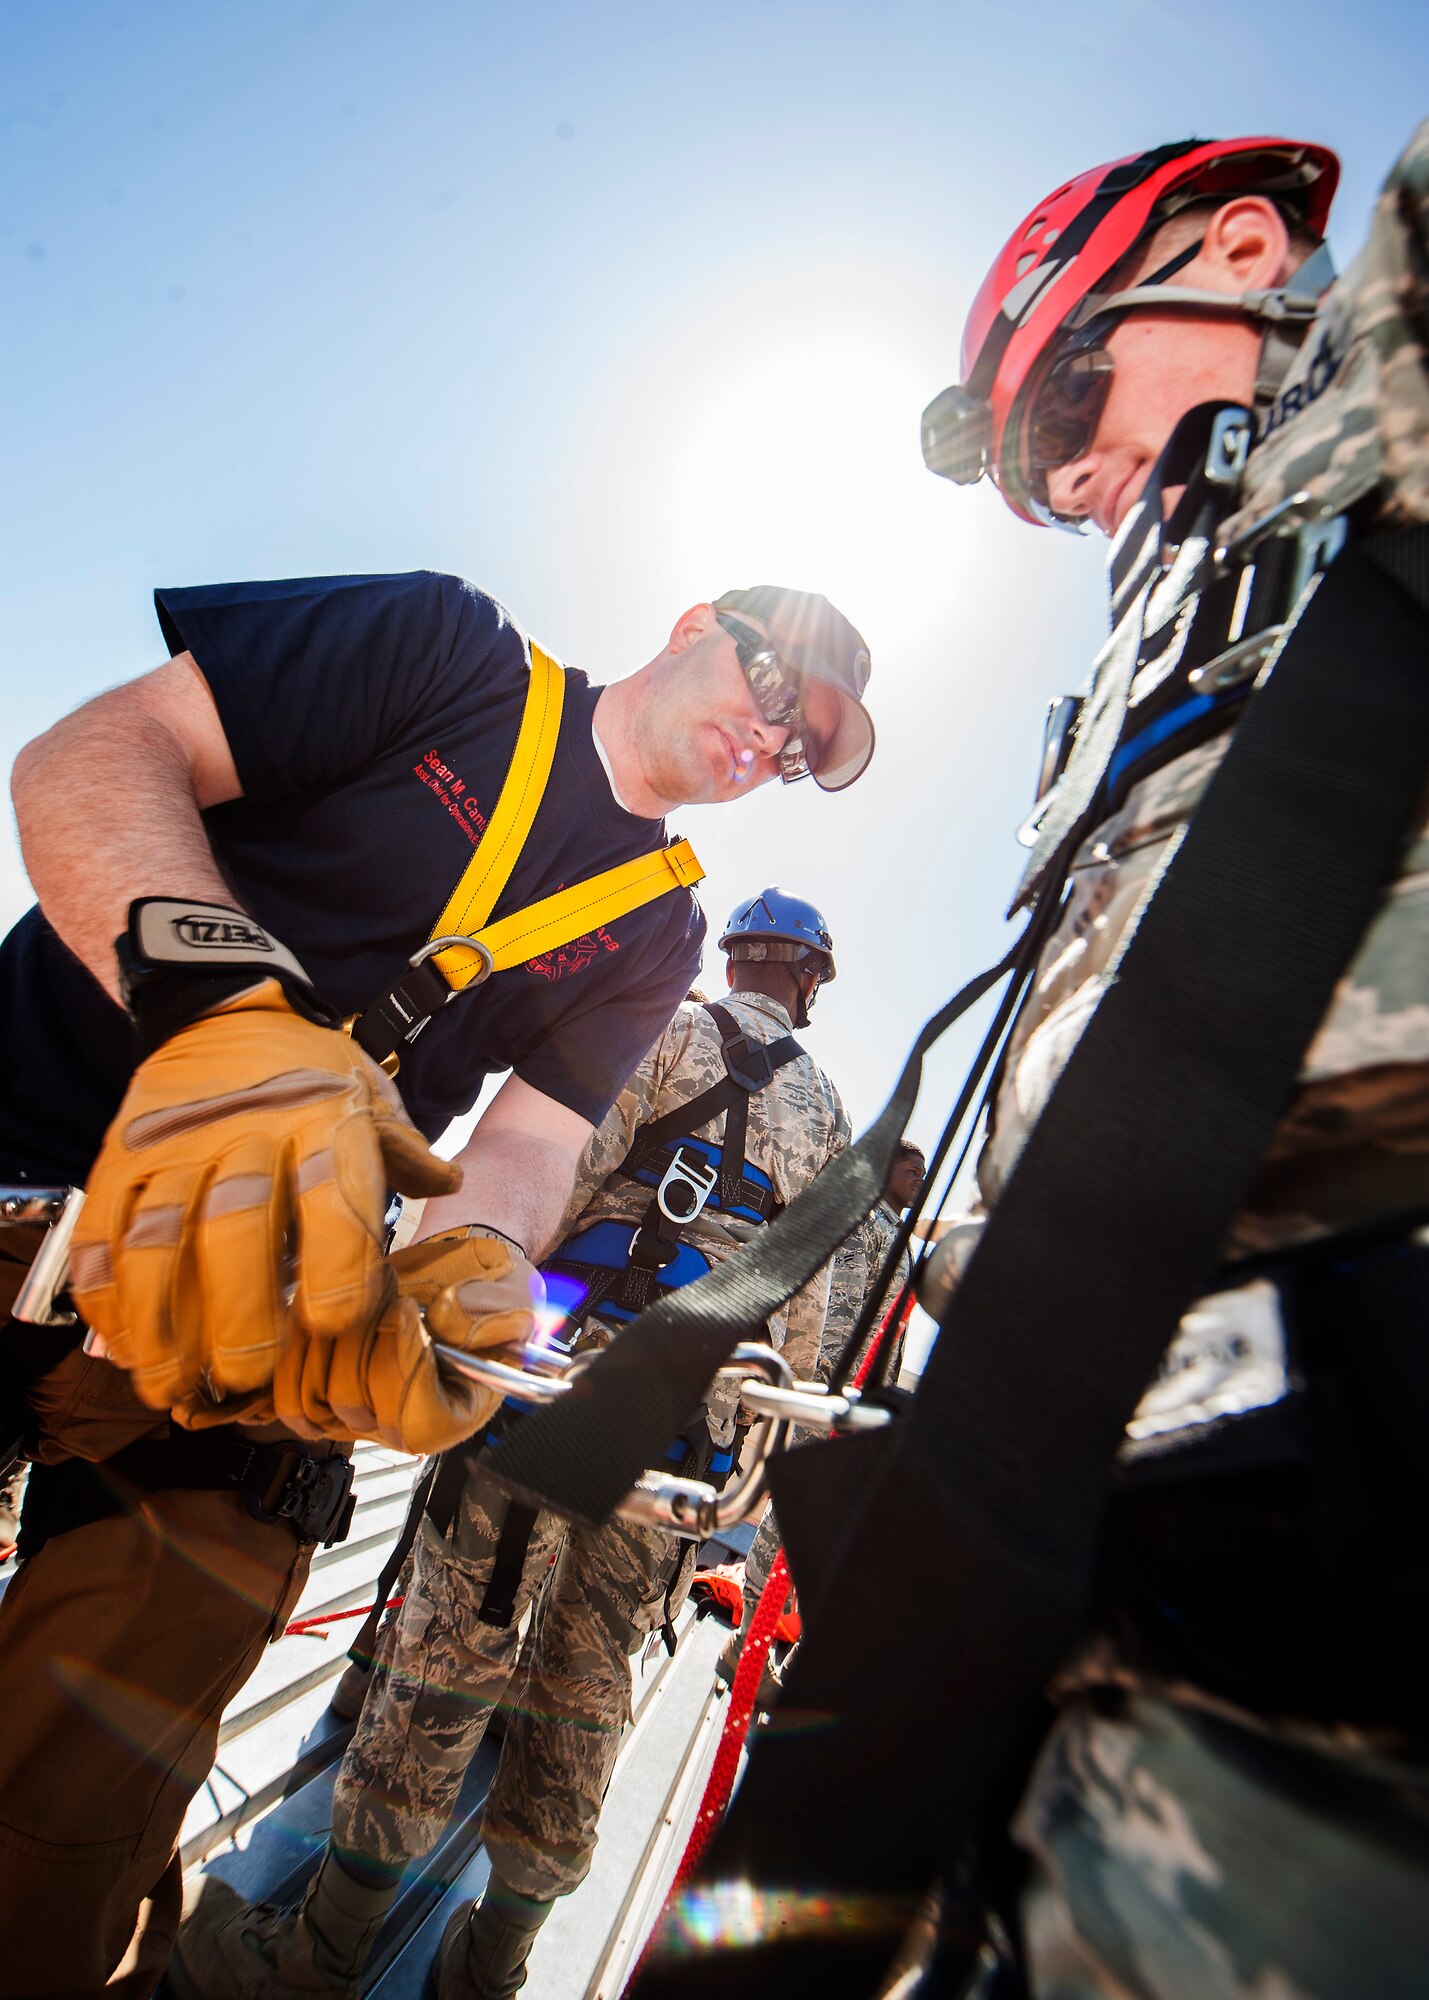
[628,1218,681,1273]
[721,1032,773,1092]
[240,1447,356,1547]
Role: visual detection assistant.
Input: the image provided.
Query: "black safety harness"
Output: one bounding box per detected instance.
[544,1003,805,1320]
[486,416,1429,1994]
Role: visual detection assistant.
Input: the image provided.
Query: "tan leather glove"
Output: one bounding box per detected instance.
[268,1229,544,1454]
[69,981,461,1416]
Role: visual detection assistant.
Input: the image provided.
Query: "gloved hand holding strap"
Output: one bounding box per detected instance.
[265,1230,544,1454]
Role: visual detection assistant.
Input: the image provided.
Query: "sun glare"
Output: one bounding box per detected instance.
[563,257,993,674]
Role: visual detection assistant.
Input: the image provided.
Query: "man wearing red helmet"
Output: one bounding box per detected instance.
[910,124,1429,1996]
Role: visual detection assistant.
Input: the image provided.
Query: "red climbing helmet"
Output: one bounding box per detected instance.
[922,137,1340,526]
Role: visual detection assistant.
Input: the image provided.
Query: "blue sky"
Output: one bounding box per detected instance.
[5,4,1425,1357]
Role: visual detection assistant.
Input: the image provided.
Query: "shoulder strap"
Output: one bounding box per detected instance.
[429,642,567,958]
[620,1006,804,1213]
[702,1002,799,1210]
[350,643,705,1070]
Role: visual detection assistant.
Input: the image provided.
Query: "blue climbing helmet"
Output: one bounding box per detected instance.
[719,888,837,983]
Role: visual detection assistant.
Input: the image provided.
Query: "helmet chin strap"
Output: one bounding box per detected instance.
[792,956,825,1030]
[1090,240,1338,403]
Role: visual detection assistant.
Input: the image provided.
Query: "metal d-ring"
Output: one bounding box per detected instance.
[413,933,496,991]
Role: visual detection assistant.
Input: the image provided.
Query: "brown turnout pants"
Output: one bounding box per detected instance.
[0,1322,313,1999]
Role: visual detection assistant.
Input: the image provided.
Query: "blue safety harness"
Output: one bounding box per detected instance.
[541,1001,804,1481]
[429,1004,806,1627]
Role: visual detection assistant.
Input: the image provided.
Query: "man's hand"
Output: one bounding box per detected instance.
[69,980,461,1415]
[262,1228,544,1454]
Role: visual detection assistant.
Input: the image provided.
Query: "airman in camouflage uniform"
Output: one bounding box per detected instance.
[926,120,1429,1997]
[976,121,1429,1259]
[176,897,848,2000]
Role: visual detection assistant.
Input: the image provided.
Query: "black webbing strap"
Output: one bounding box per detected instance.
[629,526,1429,1996]
[15,1425,356,1561]
[424,1432,494,1539]
[421,1427,540,1628]
[346,1456,441,1669]
[477,1501,540,1628]
[619,1007,804,1217]
[492,945,1031,1522]
[705,1002,795,1211]
[350,955,452,1069]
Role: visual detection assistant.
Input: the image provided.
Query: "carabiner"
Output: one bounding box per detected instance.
[427,1336,797,1539]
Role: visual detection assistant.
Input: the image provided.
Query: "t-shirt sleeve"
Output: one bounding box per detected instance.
[512,894,707,1128]
[154,572,515,800]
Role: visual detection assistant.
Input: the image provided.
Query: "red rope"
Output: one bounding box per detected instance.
[678,1546,790,1886]
[284,1594,403,1638]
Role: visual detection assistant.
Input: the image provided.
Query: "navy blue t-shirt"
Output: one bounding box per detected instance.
[0,572,705,1183]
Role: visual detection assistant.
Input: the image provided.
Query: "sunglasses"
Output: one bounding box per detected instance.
[1028,343,1115,475]
[715,613,820,785]
[1021,239,1205,519]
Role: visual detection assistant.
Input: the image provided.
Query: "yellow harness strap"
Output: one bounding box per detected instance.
[425,642,704,991]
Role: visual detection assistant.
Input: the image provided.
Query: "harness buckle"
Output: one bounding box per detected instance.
[655,1145,719,1226]
[1205,407,1254,487]
[241,1448,356,1547]
[720,1032,773,1092]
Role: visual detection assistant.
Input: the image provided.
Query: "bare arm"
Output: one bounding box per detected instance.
[11,653,243,1002]
[415,1073,594,1261]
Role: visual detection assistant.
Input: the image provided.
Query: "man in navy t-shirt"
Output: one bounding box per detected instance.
[0,573,875,1997]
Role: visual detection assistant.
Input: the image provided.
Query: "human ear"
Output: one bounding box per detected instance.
[1200,196,1291,292]
[668,603,716,655]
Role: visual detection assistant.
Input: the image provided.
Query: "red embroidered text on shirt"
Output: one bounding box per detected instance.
[527,927,620,982]
[412,750,486,847]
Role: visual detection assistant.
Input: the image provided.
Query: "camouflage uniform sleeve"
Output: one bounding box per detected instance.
[779,1258,835,1385]
[769,1085,853,1382]
[1378,117,1429,521]
[554,1005,696,1240]
[815,1226,873,1386]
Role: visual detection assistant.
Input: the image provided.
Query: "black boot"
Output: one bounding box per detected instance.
[437,1876,554,1999]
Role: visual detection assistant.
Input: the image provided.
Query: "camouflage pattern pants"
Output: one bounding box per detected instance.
[332,1459,694,1902]
[1012,1691,1429,1998]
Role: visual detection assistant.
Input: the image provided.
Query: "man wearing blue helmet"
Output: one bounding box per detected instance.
[176,889,852,2000]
